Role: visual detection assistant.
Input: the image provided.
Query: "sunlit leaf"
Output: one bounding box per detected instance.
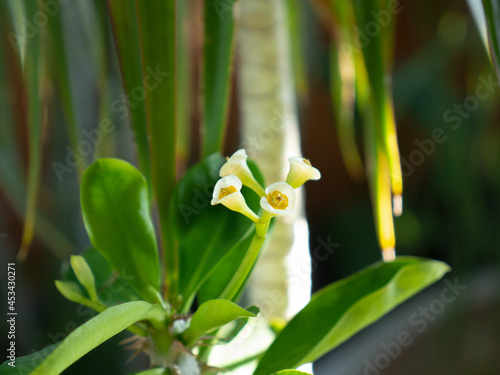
[32,302,161,375]
[254,257,450,374]
[185,299,257,344]
[0,342,60,374]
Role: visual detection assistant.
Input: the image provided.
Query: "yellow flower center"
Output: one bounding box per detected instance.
[303,158,312,166]
[219,185,237,199]
[267,191,289,210]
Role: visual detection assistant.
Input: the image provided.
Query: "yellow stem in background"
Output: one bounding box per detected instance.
[382,89,403,217]
[375,151,396,262]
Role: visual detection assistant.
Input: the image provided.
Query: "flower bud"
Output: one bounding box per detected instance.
[220,149,266,196]
[286,157,321,188]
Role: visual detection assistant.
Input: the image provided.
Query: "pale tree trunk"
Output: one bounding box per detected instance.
[207,1,314,372]
[236,0,311,325]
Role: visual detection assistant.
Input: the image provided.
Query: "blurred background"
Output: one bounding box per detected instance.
[1,0,499,374]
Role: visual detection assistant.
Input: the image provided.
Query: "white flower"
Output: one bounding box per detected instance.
[220,149,266,197]
[211,175,259,222]
[259,182,296,216]
[286,157,321,188]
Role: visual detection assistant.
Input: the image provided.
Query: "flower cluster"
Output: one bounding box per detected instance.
[211,149,321,236]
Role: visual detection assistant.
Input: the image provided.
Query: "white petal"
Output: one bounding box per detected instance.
[219,149,266,196]
[260,182,296,216]
[211,175,242,205]
[219,149,251,177]
[211,175,259,222]
[286,157,321,188]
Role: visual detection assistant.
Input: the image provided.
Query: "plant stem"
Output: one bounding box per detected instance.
[219,233,266,301]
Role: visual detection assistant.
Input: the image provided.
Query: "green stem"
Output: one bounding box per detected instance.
[255,211,273,237]
[149,329,173,368]
[219,232,267,301]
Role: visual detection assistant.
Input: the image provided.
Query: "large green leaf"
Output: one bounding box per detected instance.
[198,229,255,304]
[254,257,450,374]
[171,154,263,311]
[0,302,163,374]
[81,158,160,302]
[135,0,177,295]
[201,0,237,157]
[184,299,257,344]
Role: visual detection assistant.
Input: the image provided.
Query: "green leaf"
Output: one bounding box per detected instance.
[71,256,98,301]
[176,0,192,165]
[0,342,60,374]
[62,247,140,306]
[254,257,450,374]
[171,154,263,311]
[185,299,257,344]
[271,371,311,375]
[481,0,500,79]
[34,301,162,375]
[47,4,84,179]
[0,302,162,375]
[222,306,261,342]
[285,0,308,101]
[329,0,364,181]
[18,0,42,262]
[128,369,167,375]
[55,280,89,306]
[201,0,237,157]
[198,228,255,304]
[107,0,152,191]
[352,0,403,198]
[135,0,177,296]
[466,0,489,50]
[81,158,160,302]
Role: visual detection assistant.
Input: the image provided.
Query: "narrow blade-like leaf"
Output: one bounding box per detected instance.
[135,0,177,296]
[107,0,152,190]
[18,0,42,261]
[201,0,237,157]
